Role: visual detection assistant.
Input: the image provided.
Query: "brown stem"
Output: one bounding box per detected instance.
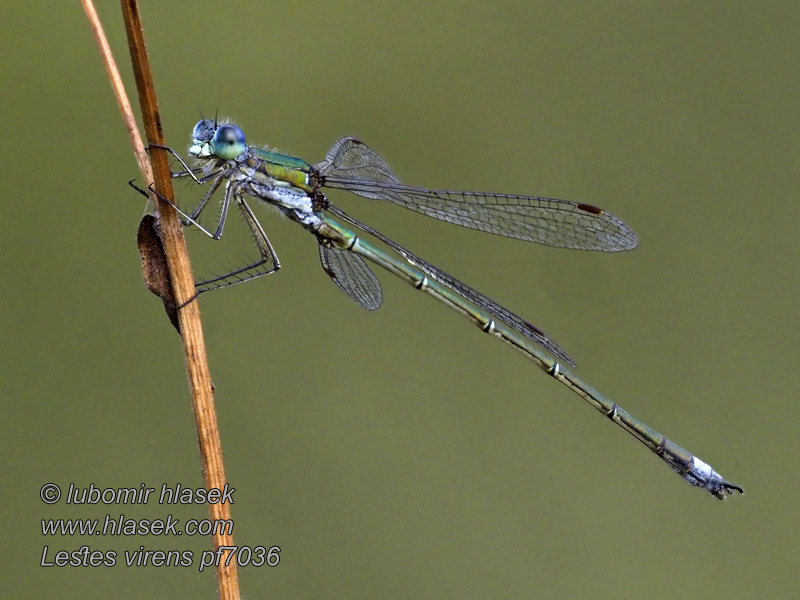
[81,1,240,598]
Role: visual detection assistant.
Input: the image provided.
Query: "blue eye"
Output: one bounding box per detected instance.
[192,119,217,143]
[211,124,246,160]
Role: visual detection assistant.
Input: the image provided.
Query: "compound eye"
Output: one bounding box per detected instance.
[211,124,246,160]
[191,119,217,143]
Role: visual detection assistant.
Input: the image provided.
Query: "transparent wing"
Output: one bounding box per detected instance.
[316,137,638,252]
[319,243,382,311]
[326,204,576,366]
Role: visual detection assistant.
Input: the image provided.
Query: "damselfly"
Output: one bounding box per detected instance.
[149,119,742,499]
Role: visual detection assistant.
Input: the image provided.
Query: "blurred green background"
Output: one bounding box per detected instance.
[3,1,798,597]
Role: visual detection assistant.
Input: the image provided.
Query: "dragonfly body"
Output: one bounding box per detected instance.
[157,119,742,499]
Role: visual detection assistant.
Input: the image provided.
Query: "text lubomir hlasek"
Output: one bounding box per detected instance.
[64,483,235,505]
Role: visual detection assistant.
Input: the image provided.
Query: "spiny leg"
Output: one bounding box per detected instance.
[144,180,231,240]
[132,178,278,293]
[149,143,232,237]
[147,143,218,185]
[194,193,281,294]
[184,176,223,226]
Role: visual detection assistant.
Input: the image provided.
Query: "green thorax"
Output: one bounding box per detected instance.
[248,147,313,193]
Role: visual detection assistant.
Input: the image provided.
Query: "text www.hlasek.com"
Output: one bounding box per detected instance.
[42,514,232,537]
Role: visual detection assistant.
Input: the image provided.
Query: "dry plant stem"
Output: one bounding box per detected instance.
[81,0,151,182]
[82,1,240,598]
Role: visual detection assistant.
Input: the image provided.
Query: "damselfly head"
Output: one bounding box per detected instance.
[189,120,246,161]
